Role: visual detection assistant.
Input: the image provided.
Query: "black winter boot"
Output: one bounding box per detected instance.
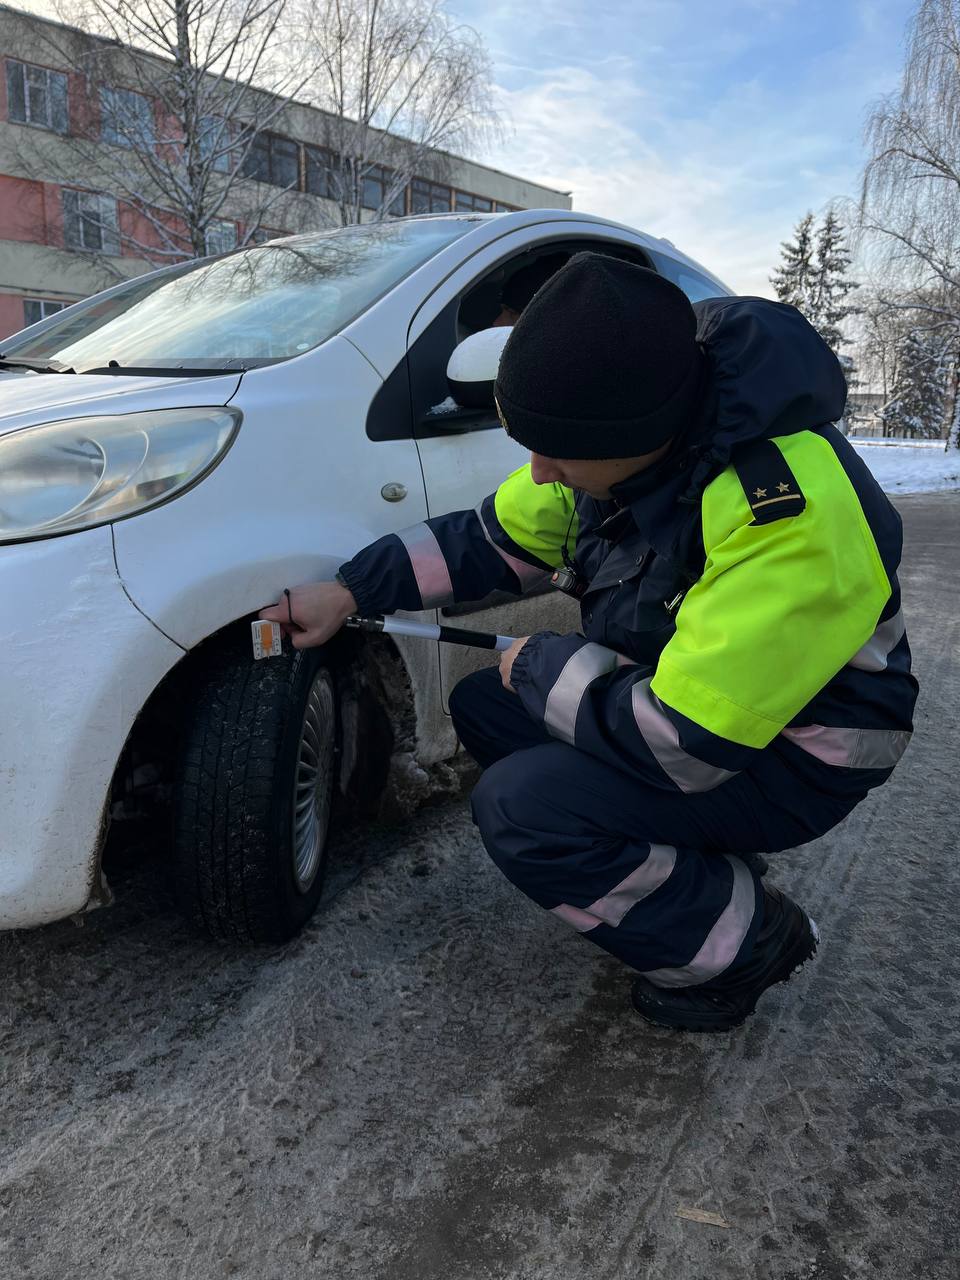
[631,885,819,1033]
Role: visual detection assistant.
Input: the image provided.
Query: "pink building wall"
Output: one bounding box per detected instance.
[0,292,24,337]
[1,53,72,336]
[0,51,186,339]
[0,172,66,338]
[0,174,58,244]
[1,47,301,340]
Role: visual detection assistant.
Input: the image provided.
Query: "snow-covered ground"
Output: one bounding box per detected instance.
[851,437,960,494]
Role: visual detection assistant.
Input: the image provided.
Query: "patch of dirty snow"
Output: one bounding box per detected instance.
[851,439,960,494]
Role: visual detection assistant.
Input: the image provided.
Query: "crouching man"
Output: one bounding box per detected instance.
[261,254,917,1032]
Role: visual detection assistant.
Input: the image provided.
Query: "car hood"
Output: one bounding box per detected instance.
[0,371,243,436]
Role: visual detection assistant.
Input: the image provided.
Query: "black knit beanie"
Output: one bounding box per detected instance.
[494,252,705,459]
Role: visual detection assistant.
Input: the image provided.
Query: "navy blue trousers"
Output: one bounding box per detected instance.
[452,666,867,980]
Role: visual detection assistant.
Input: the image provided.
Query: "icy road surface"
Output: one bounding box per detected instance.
[1,494,958,1280]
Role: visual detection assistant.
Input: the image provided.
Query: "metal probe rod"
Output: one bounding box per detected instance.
[345,614,514,652]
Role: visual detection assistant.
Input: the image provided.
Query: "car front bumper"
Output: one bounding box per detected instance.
[0,526,183,929]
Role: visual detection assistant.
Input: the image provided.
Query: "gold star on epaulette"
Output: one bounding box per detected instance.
[753,487,767,499]
[776,481,790,493]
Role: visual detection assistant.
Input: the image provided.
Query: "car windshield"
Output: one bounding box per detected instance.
[1,219,474,372]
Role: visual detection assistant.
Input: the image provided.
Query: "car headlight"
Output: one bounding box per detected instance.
[0,406,241,543]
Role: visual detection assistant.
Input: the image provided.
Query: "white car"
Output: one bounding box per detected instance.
[0,209,729,942]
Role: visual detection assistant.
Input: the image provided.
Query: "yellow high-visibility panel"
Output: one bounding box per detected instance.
[652,431,891,748]
[493,464,578,572]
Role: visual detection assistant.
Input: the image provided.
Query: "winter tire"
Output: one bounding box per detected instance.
[173,637,338,944]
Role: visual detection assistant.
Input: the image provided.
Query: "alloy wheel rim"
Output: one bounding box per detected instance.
[292,670,335,893]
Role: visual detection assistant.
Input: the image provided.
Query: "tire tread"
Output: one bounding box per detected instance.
[173,639,328,944]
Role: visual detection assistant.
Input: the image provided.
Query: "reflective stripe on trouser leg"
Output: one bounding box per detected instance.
[640,855,756,987]
[552,852,757,987]
[470,744,764,978]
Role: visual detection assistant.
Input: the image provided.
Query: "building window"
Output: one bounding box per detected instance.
[23,298,65,326]
[62,189,121,254]
[494,202,517,213]
[454,191,493,213]
[198,116,233,173]
[410,178,451,214]
[204,218,238,255]
[100,86,154,147]
[6,59,68,133]
[250,227,286,244]
[305,145,335,198]
[307,151,406,214]
[241,131,300,189]
[361,164,405,216]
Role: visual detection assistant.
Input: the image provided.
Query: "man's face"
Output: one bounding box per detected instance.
[528,443,673,498]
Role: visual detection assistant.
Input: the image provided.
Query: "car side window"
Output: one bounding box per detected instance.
[404,241,653,439]
[365,292,490,443]
[647,251,728,302]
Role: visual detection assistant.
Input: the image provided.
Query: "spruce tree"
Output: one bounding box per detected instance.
[771,211,859,357]
[772,212,859,427]
[771,212,817,311]
[879,328,948,438]
[810,212,859,355]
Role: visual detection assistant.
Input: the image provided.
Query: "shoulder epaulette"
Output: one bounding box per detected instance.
[732,439,806,524]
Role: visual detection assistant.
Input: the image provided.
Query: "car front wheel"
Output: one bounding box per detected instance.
[172,636,337,944]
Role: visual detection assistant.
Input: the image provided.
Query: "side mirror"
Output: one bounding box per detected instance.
[446,327,512,410]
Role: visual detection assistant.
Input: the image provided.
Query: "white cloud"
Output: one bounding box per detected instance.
[14,0,908,294]
[456,0,910,294]
[484,63,850,296]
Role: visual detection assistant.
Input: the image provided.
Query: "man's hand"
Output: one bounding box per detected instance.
[499,635,530,692]
[258,580,357,650]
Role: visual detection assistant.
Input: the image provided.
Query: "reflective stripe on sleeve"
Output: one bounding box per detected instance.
[847,609,906,672]
[550,844,678,933]
[641,855,757,988]
[542,643,620,745]
[632,679,739,793]
[395,523,454,608]
[476,504,552,592]
[780,724,911,769]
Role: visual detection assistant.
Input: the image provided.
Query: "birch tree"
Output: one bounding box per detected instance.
[31,0,315,261]
[297,0,499,225]
[856,293,906,404]
[859,0,960,445]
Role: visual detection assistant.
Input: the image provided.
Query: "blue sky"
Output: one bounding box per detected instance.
[451,0,914,295]
[15,0,914,295]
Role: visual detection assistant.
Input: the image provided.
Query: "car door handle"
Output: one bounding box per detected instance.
[381,482,407,502]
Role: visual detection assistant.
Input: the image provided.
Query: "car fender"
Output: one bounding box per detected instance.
[111,337,451,762]
[0,525,183,928]
[112,337,429,649]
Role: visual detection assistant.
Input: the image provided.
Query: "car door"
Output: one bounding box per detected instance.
[404,221,658,707]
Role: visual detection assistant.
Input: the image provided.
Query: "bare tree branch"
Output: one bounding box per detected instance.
[294,0,502,226]
[857,1,960,446]
[17,0,318,260]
